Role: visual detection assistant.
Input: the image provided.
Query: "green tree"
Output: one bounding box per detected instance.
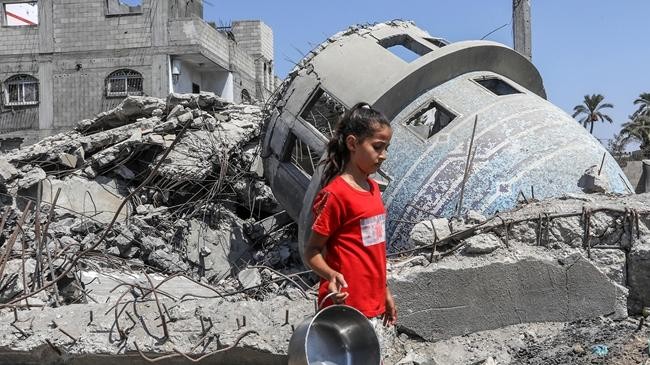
[621,115,650,150]
[572,94,614,134]
[632,92,650,119]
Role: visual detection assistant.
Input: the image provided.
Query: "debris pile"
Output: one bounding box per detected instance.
[0,94,314,364]
[2,94,650,364]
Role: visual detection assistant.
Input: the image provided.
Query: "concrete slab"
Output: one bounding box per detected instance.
[391,254,625,341]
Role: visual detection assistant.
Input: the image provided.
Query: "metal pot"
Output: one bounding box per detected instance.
[288,293,381,365]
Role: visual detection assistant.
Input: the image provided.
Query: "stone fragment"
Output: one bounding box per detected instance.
[238,268,262,289]
[17,166,46,189]
[0,159,18,182]
[466,210,487,224]
[58,152,78,168]
[627,243,650,314]
[148,249,188,272]
[578,165,610,193]
[79,96,166,132]
[183,217,252,279]
[0,259,35,303]
[463,233,502,254]
[40,176,128,223]
[410,218,451,246]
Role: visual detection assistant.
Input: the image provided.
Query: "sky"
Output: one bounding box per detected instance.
[205,1,650,147]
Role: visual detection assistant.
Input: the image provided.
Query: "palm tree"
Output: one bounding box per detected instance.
[632,92,650,119]
[620,115,650,150]
[572,94,614,134]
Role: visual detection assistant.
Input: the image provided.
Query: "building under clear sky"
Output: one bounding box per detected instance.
[208,0,650,147]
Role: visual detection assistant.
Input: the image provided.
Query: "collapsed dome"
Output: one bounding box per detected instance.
[261,21,630,254]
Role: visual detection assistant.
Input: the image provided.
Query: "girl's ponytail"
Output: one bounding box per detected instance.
[320,102,390,186]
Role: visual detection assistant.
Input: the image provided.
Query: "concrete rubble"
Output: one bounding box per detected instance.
[1,94,650,364]
[0,94,312,364]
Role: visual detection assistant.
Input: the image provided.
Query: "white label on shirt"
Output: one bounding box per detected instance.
[360,214,386,247]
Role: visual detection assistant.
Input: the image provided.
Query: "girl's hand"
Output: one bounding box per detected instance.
[383,289,397,326]
[327,271,349,303]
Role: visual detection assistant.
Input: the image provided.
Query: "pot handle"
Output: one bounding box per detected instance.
[318,291,345,311]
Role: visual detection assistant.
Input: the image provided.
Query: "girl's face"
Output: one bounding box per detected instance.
[347,124,393,175]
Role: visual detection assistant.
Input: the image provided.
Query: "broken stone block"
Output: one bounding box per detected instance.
[40,175,129,223]
[139,236,166,257]
[0,159,18,182]
[391,253,626,342]
[578,165,610,193]
[80,96,166,133]
[466,210,487,224]
[0,259,37,304]
[167,92,229,111]
[238,268,262,289]
[410,218,451,246]
[58,152,78,168]
[626,243,650,314]
[147,249,188,272]
[233,178,281,214]
[183,217,252,280]
[589,248,626,285]
[463,233,502,255]
[16,166,46,189]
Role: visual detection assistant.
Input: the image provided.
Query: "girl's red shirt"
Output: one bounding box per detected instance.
[312,175,387,318]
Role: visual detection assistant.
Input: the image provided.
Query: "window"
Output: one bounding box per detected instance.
[300,88,346,139]
[475,76,521,96]
[378,34,432,63]
[105,0,142,16]
[3,74,38,106]
[404,100,456,139]
[3,2,38,26]
[192,83,200,94]
[290,134,322,177]
[106,69,143,97]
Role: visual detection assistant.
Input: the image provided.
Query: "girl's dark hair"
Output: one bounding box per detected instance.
[320,102,390,186]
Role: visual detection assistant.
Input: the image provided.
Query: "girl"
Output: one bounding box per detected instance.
[305,102,397,328]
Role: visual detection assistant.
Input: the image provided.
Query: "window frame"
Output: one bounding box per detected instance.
[3,74,39,106]
[378,34,434,63]
[105,69,144,98]
[2,2,39,28]
[104,0,143,17]
[472,75,522,96]
[402,98,458,141]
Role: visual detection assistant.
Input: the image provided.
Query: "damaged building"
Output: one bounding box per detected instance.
[260,20,631,252]
[1,18,650,365]
[0,0,277,148]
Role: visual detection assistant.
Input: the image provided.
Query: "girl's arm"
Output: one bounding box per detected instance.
[383,286,397,326]
[305,230,349,303]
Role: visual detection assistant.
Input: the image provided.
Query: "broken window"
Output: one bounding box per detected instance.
[3,74,38,106]
[106,69,143,97]
[3,2,38,26]
[300,88,346,139]
[475,76,522,96]
[290,135,322,177]
[379,34,432,63]
[404,100,456,139]
[105,0,142,16]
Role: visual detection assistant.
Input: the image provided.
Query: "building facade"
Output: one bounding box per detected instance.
[0,0,275,146]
